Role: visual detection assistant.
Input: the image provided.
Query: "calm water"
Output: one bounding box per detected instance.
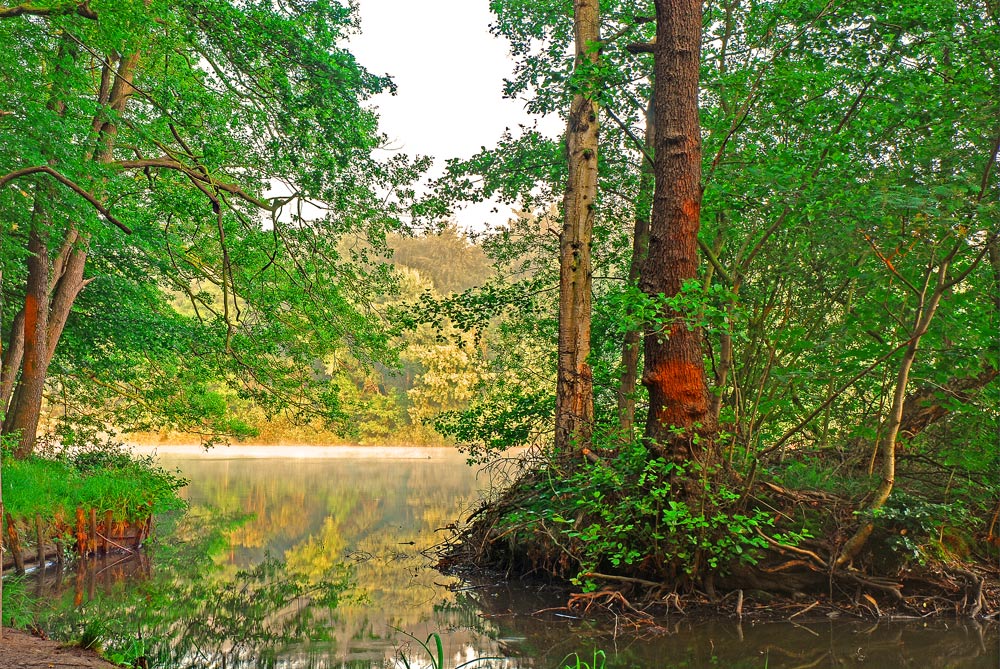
[15,446,1000,668]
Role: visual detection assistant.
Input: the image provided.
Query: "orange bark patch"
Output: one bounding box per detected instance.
[681,199,700,219]
[644,359,709,426]
[22,293,38,374]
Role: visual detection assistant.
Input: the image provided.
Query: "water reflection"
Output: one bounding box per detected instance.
[164,448,491,661]
[9,446,1000,668]
[460,571,1000,668]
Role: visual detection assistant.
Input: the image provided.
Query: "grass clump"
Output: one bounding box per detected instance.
[2,440,187,523]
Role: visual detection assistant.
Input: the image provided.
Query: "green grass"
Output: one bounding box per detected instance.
[2,445,187,523]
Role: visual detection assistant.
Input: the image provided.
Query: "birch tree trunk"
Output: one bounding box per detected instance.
[555,0,600,454]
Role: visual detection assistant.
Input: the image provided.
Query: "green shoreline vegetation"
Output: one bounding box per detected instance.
[1,440,186,565]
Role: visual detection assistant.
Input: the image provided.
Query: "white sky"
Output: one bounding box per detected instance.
[347,0,561,230]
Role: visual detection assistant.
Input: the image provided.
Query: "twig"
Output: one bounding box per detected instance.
[788,620,821,637]
[836,571,903,601]
[95,532,136,555]
[788,600,819,620]
[755,528,828,569]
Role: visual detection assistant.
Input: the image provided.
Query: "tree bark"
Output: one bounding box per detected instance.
[4,224,50,458]
[618,91,654,441]
[642,0,717,464]
[0,307,25,411]
[46,241,88,364]
[555,0,599,454]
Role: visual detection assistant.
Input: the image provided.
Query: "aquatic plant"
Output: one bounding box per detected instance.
[561,649,606,669]
[394,630,504,669]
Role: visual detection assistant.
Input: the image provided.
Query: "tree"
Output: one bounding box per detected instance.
[440,0,998,608]
[554,0,600,454]
[640,0,716,467]
[0,0,417,453]
[616,90,653,441]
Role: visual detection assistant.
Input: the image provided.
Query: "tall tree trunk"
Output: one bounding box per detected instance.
[0,232,88,447]
[642,0,717,464]
[4,225,51,458]
[617,92,654,441]
[555,0,599,454]
[46,242,88,364]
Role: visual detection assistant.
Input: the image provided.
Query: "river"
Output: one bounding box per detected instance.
[15,445,999,668]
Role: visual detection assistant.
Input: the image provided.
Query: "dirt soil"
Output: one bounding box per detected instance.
[0,628,118,668]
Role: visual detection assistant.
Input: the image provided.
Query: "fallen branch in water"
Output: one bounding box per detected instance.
[582,571,663,589]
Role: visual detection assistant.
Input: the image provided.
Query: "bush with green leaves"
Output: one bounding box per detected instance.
[495,439,787,589]
[865,491,974,565]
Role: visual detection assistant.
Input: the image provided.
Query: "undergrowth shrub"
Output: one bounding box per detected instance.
[496,439,787,589]
[865,491,975,566]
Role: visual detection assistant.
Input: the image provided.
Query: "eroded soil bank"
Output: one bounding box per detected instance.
[441,467,1000,622]
[0,628,117,669]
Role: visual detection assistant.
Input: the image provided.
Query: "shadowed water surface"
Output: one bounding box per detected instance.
[12,446,999,668]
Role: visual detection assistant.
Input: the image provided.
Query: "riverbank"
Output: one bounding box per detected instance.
[1,447,185,575]
[0,628,117,668]
[443,457,1000,620]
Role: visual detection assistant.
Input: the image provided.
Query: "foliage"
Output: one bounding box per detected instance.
[2,441,186,522]
[427,0,1000,587]
[0,577,37,629]
[602,280,743,342]
[562,649,607,669]
[0,0,425,449]
[865,491,974,565]
[389,224,491,294]
[494,439,789,588]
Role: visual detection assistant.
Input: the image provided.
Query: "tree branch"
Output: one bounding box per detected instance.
[0,1,96,19]
[0,166,131,233]
[114,158,279,211]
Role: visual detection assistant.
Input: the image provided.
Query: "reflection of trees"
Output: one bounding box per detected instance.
[16,452,999,667]
[285,517,350,580]
[16,511,355,668]
[158,453,507,663]
[463,579,1000,669]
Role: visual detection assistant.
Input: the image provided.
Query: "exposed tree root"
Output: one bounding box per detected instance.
[438,468,1000,621]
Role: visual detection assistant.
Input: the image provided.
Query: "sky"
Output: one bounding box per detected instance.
[346,0,561,230]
